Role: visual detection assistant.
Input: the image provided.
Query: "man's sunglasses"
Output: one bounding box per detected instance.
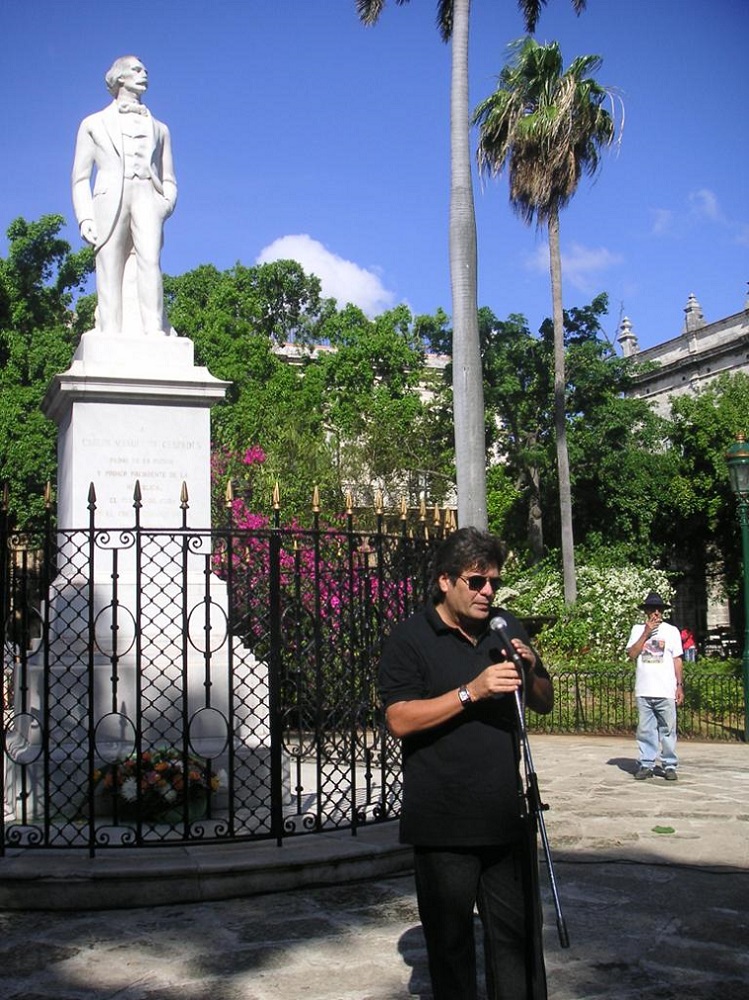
[458,574,501,593]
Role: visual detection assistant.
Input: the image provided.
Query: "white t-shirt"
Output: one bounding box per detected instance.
[627,620,683,698]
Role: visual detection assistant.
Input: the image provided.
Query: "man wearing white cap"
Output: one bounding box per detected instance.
[626,592,684,781]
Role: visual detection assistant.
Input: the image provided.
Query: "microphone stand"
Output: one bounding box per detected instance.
[514,683,570,949]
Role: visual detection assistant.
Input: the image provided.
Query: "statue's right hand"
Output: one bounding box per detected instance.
[80,220,98,246]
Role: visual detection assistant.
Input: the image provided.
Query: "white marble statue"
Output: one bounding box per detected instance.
[72,55,177,336]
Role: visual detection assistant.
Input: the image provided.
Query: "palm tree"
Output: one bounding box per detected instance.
[473,37,618,602]
[356,1,587,530]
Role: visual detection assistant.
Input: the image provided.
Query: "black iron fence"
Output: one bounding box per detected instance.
[528,668,744,742]
[2,502,745,855]
[1,497,441,855]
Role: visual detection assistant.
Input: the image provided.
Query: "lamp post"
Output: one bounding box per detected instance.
[725,433,749,743]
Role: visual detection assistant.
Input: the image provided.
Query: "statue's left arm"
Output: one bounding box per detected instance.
[158,123,177,217]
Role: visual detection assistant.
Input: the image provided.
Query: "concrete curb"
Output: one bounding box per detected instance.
[0,821,414,911]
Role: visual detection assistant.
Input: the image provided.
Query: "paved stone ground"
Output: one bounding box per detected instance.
[1,736,747,999]
[0,862,747,999]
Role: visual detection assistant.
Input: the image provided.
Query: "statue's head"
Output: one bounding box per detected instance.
[105,55,148,98]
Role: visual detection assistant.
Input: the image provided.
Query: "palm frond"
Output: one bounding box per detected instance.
[356,0,385,25]
[519,0,587,34]
[473,36,620,226]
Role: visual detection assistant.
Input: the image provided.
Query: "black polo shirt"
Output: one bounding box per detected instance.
[379,603,547,847]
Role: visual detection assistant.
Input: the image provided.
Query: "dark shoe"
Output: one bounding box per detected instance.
[664,768,678,781]
[634,767,654,780]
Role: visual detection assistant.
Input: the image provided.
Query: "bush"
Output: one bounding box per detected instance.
[497,554,674,662]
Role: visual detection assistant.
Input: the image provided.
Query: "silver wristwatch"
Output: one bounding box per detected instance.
[458,685,472,707]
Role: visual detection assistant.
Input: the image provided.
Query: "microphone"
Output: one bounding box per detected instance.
[489,616,527,675]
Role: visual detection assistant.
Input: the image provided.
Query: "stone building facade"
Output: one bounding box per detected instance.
[617,292,749,415]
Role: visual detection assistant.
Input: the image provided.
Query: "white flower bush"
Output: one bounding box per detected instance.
[499,558,674,664]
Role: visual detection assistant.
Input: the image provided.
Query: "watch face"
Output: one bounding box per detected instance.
[458,686,471,705]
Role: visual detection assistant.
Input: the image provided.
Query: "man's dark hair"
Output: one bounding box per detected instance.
[429,527,505,603]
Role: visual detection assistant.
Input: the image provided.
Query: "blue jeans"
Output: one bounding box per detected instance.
[636,696,678,769]
[413,840,547,1000]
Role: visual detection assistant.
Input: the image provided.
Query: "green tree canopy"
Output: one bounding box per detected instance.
[164,264,452,518]
[0,215,93,526]
[665,372,749,633]
[479,295,676,563]
[4,217,745,642]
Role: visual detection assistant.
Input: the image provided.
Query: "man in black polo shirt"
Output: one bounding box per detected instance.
[379,527,553,1000]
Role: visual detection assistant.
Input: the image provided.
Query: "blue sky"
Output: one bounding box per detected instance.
[2,0,747,350]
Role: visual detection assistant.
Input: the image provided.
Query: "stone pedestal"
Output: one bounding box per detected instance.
[43,332,228,527]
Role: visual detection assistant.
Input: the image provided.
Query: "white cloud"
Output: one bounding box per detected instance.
[688,188,724,223]
[653,189,735,239]
[525,241,623,293]
[650,208,674,237]
[256,234,396,316]
[686,189,749,249]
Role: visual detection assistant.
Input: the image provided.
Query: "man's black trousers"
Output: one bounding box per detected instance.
[413,836,547,1000]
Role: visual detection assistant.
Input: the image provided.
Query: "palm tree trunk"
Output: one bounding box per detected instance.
[449,0,487,530]
[548,210,577,603]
